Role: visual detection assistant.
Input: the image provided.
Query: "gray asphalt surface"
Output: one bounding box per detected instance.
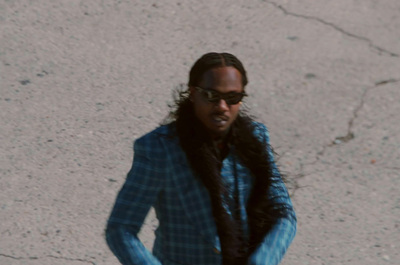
[1,1,399,264]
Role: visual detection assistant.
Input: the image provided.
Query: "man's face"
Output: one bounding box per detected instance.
[190,66,244,138]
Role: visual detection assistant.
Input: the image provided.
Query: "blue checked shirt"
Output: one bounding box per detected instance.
[106,122,296,265]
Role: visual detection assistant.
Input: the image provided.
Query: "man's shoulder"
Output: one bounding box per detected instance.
[133,123,183,163]
[251,121,267,130]
[134,123,177,149]
[250,121,268,135]
[138,122,176,140]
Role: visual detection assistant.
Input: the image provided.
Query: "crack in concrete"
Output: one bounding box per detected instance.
[286,78,399,195]
[275,149,313,198]
[287,168,309,198]
[46,255,96,265]
[331,78,399,147]
[0,253,31,260]
[264,1,399,57]
[312,78,399,158]
[374,78,400,86]
[333,88,370,145]
[0,253,96,265]
[287,164,321,198]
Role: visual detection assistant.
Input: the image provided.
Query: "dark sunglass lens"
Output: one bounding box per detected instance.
[225,94,243,105]
[225,98,239,105]
[203,90,220,102]
[197,87,245,105]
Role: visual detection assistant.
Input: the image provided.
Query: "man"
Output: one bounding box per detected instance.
[106,52,296,265]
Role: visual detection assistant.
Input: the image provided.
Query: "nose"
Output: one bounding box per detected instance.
[215,98,229,111]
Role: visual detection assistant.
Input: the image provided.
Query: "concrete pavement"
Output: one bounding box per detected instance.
[1,1,399,264]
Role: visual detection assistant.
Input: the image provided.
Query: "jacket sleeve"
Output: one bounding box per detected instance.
[105,135,164,265]
[248,125,297,265]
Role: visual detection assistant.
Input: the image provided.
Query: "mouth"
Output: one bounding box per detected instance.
[211,114,229,127]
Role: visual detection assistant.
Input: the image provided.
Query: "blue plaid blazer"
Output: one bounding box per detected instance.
[106,122,296,265]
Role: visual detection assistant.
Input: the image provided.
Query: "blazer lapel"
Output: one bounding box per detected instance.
[159,128,218,246]
[171,155,218,245]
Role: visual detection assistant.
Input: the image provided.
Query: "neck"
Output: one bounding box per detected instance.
[211,128,229,140]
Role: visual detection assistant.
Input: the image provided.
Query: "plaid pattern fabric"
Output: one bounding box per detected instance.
[106,123,296,265]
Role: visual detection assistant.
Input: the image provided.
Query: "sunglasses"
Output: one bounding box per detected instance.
[194,86,247,105]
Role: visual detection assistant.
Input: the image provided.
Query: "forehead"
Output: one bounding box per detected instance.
[199,67,243,90]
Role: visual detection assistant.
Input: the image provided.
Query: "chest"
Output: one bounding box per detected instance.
[158,149,254,214]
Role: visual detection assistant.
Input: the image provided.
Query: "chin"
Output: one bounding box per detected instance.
[210,127,230,138]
